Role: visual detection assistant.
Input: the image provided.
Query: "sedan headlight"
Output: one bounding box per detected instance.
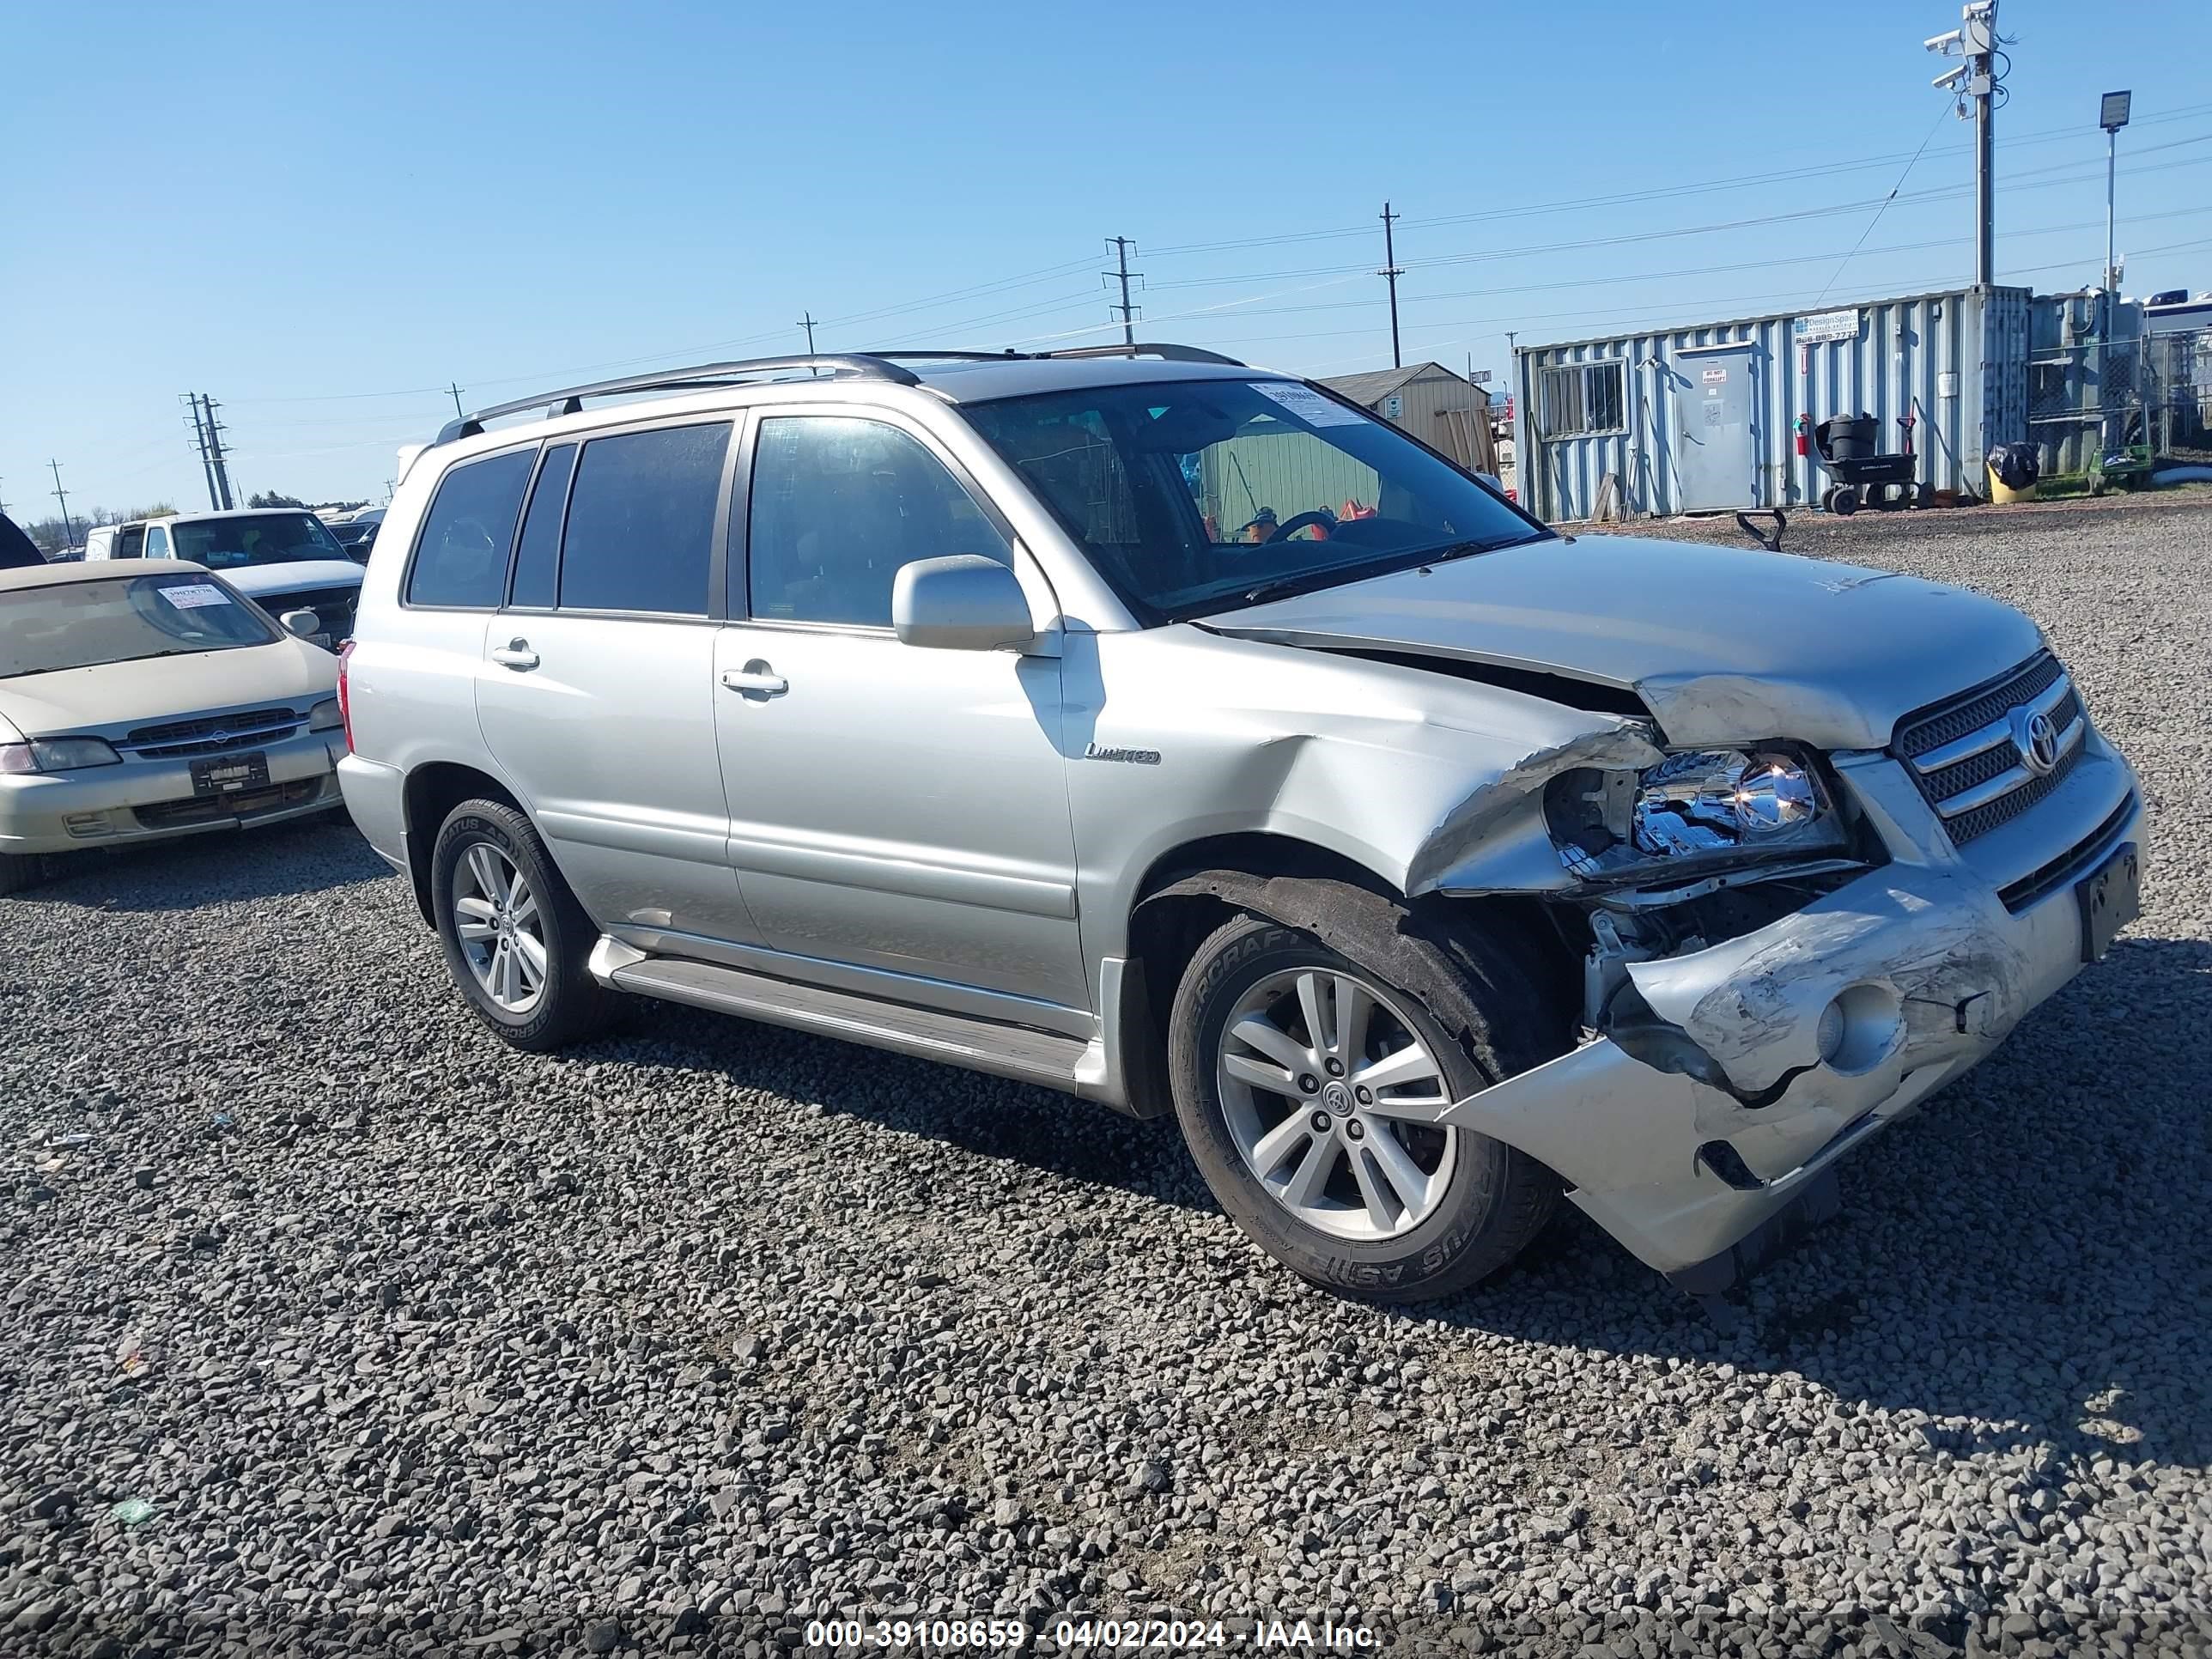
[0,738,124,774]
[1547,748,1844,882]
[307,698,345,732]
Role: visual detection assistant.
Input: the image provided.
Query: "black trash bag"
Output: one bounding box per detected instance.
[1987,443,2040,489]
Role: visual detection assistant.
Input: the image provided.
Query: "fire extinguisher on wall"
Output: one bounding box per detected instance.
[1794,413,1811,459]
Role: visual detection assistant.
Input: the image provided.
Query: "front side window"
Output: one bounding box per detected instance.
[747,416,1012,629]
[963,379,1542,623]
[0,572,276,678]
[172,512,345,569]
[558,423,729,616]
[406,449,536,608]
[143,525,171,557]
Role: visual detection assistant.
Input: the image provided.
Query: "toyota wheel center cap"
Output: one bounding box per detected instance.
[1322,1081,1354,1118]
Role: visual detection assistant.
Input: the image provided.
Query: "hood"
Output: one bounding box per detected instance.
[222,560,365,598]
[0,640,336,740]
[1205,535,2043,750]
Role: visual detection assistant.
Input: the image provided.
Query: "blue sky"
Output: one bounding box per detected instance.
[4,0,2208,519]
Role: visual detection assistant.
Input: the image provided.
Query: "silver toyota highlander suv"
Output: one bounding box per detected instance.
[337,345,2143,1304]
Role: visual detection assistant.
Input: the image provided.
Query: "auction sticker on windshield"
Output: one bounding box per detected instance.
[1249,381,1364,427]
[157,583,232,610]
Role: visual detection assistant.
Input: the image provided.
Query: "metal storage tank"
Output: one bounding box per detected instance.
[1510,286,2030,522]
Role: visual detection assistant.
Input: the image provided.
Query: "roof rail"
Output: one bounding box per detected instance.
[430,343,1249,445]
[860,343,1249,368]
[1042,343,1247,366]
[433,354,923,444]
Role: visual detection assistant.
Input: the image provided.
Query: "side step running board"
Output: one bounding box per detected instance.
[596,945,1099,1094]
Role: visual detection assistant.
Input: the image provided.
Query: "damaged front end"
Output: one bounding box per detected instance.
[1416,717,2141,1304]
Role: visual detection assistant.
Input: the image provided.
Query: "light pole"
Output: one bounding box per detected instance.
[2100,90,2131,307]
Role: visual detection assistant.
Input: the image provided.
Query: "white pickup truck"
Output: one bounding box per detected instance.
[85,508,363,649]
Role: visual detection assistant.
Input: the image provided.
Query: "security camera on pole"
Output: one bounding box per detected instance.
[1926,0,2004,288]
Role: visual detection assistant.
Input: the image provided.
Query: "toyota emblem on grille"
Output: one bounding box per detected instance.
[2013,708,2061,776]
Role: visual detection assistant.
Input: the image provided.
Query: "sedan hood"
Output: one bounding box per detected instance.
[1206,534,2044,750]
[222,560,365,599]
[0,641,335,740]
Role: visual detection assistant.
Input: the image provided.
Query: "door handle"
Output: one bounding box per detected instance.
[490,640,539,671]
[720,663,788,697]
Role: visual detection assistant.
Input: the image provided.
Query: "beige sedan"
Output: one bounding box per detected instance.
[0,561,345,893]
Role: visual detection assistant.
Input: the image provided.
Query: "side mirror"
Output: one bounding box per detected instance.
[278,608,324,641]
[892,555,1036,651]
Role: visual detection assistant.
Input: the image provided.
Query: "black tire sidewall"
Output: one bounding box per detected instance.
[429,800,601,1049]
[1170,916,1522,1300]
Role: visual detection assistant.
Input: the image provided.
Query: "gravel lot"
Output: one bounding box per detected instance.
[4,494,2209,1658]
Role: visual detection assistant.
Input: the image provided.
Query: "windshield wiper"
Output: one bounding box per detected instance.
[1412,529,1551,564]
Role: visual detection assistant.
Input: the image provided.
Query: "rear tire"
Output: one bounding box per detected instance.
[1167,898,1561,1304]
[429,799,620,1052]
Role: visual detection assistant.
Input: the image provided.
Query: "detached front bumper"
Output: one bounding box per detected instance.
[0,729,343,857]
[1445,739,2144,1287]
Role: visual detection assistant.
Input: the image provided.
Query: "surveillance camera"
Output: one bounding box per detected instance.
[1931,64,1967,88]
[1924,27,1963,52]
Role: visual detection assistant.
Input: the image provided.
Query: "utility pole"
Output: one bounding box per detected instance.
[449,382,466,419]
[799,312,817,352]
[184,392,222,509]
[199,393,235,510]
[48,460,77,550]
[1104,238,1141,350]
[1379,202,1404,368]
[1928,1,2002,286]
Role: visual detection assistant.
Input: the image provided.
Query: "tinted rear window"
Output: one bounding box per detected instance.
[508,442,576,609]
[406,449,536,608]
[558,423,729,616]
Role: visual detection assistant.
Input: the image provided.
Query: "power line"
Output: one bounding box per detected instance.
[1815,103,1959,304]
[1142,143,2212,291]
[1140,101,2212,259]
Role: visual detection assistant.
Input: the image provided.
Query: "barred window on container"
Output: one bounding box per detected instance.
[1539,362,1626,438]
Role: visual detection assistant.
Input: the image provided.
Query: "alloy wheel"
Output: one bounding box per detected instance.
[451,842,547,1014]
[1215,966,1460,1243]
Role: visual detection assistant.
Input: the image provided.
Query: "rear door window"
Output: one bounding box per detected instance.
[507,442,576,610]
[143,525,171,557]
[406,449,536,608]
[558,422,729,616]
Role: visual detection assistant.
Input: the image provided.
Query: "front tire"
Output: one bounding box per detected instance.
[1168,902,1561,1304]
[429,799,619,1052]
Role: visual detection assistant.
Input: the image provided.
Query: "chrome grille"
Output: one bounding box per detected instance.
[1893,652,2087,844]
[119,708,304,760]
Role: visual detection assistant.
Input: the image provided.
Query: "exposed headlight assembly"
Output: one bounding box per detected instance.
[1547,747,1846,884]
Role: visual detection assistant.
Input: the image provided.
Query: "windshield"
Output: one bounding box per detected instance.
[170,512,345,569]
[963,379,1547,623]
[0,572,278,678]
